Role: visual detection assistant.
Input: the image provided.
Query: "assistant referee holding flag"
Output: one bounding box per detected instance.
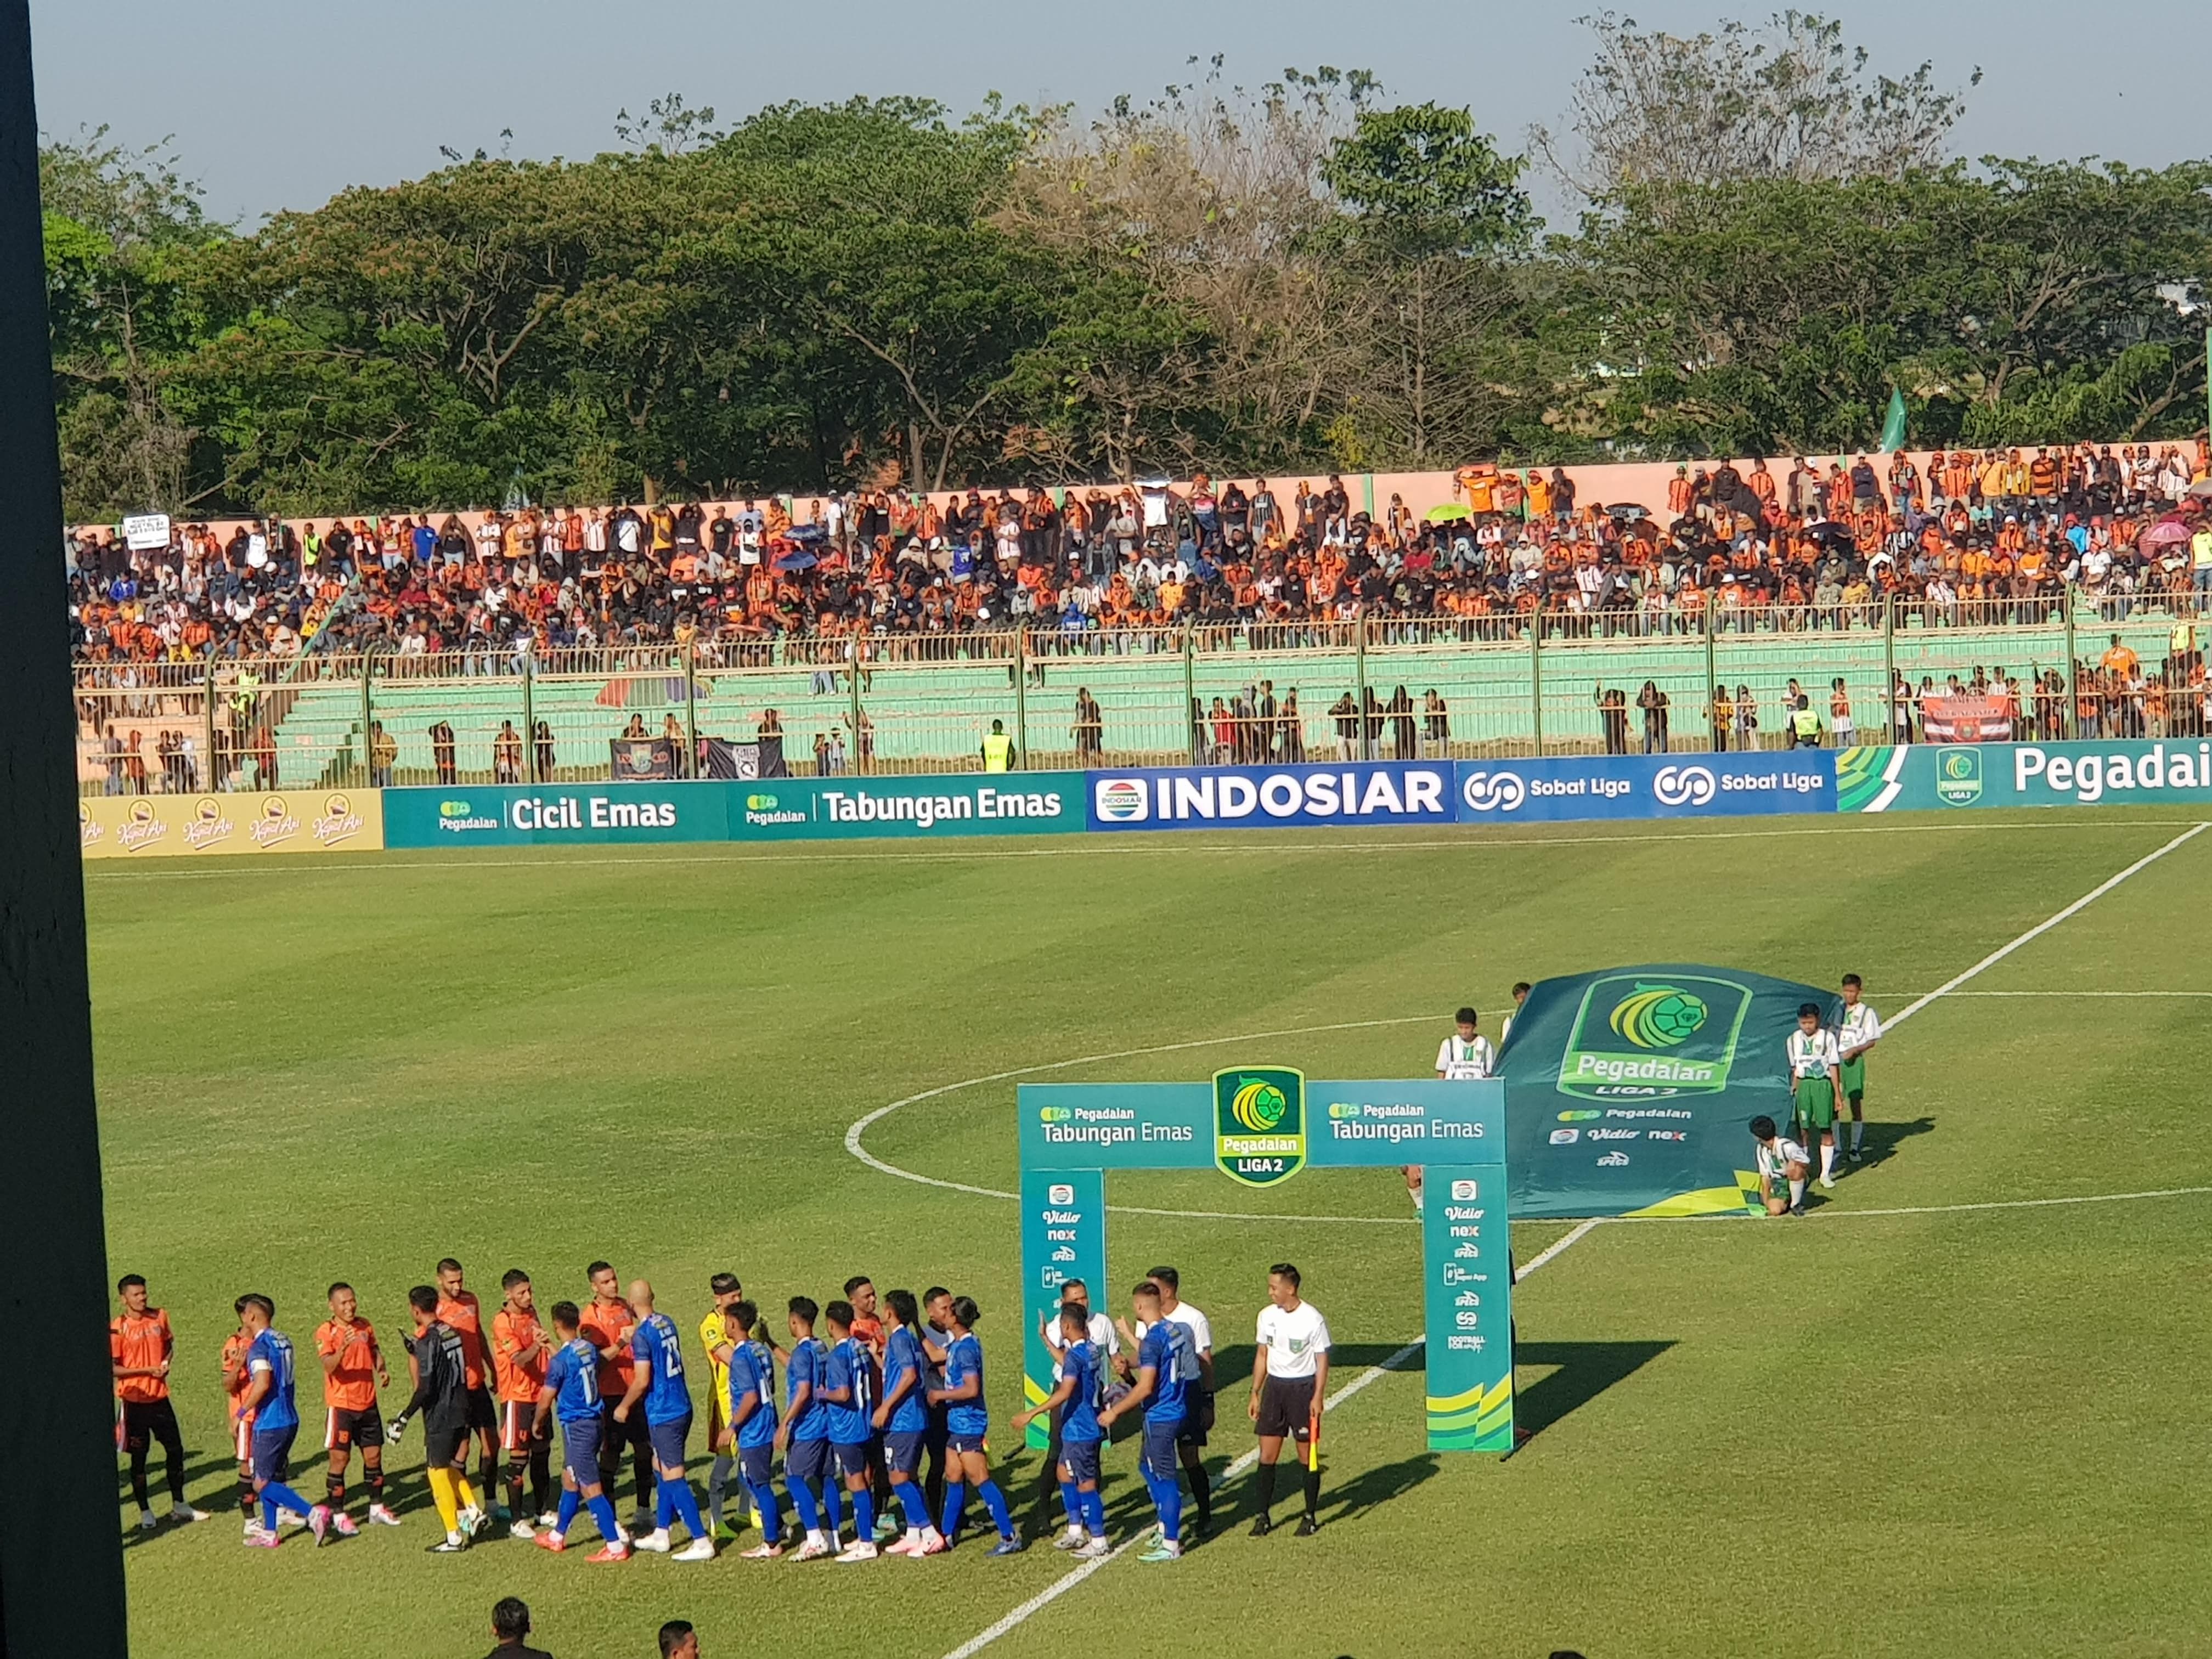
[1249,1262,1330,1536]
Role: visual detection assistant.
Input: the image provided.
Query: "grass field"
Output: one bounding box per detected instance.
[87,808,2212,1658]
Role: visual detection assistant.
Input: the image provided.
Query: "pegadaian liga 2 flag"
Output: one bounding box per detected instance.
[1498,964,1832,1218]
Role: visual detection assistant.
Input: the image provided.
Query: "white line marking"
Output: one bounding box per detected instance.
[1884,822,2209,1029]
[844,1015,1440,1222]
[81,813,2205,879]
[1808,1184,2212,1220]
[938,1216,1596,1659]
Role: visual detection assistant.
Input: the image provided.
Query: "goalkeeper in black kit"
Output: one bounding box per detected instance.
[389,1284,489,1553]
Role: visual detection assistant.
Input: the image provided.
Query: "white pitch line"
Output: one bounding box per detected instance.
[844,1014,1441,1222]
[932,822,2212,1658]
[1884,822,2209,1029]
[938,1216,1597,1659]
[80,812,2205,880]
[1807,1184,2212,1220]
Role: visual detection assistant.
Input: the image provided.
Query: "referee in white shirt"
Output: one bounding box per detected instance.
[1119,1266,1215,1534]
[1034,1279,1118,1537]
[1408,1007,1496,1210]
[1249,1263,1330,1536]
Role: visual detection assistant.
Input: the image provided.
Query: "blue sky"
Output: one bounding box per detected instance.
[29,0,2204,225]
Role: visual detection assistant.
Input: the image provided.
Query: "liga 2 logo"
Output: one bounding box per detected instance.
[1212,1065,1307,1188]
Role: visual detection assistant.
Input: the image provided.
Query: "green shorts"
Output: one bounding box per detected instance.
[1838,1056,1866,1103]
[1794,1075,1836,1131]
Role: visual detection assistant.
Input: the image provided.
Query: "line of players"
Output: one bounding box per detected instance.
[115,1255,1336,1565]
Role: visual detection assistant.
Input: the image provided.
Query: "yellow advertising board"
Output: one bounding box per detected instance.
[78,791,384,859]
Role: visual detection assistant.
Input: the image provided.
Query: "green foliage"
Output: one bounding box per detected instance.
[41,77,2212,516]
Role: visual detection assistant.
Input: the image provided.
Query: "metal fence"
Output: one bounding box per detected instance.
[72,588,2212,794]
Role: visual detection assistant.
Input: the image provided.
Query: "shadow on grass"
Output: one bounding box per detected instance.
[1511,1339,1675,1440]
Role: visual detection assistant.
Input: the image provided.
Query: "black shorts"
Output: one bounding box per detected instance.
[1254,1375,1316,1441]
[1178,1391,1215,1448]
[464,1386,498,1433]
[120,1397,182,1454]
[424,1423,468,1469]
[323,1406,385,1451]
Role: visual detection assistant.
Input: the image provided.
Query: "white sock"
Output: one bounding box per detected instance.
[1788,1178,1806,1207]
[1820,1143,1836,1180]
[1851,1120,1865,1150]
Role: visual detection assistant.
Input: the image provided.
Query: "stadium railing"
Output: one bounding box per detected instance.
[70,587,2212,792]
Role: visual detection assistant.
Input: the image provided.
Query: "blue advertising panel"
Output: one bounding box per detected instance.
[1454,752,1835,823]
[1085,761,1455,831]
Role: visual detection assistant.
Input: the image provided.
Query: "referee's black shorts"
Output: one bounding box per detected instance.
[1254,1375,1316,1441]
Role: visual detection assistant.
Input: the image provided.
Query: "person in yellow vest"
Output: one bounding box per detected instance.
[981,720,1014,772]
[1789,695,1824,748]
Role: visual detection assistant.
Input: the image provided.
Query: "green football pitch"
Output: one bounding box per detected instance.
[87,809,2212,1658]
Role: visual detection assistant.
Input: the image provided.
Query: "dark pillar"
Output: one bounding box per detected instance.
[0,1,130,1651]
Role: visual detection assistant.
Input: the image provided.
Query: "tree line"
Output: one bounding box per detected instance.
[41,13,2212,525]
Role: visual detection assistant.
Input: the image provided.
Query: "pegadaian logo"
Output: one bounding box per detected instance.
[1038,1105,1073,1124]
[1557,1109,1602,1122]
[438,800,471,817]
[747,793,778,810]
[1214,1065,1306,1188]
[1610,985,1709,1048]
[1936,747,1983,806]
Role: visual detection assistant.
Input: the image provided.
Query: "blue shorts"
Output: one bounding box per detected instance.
[1142,1418,1184,1481]
[1061,1438,1102,1486]
[946,1431,987,1455]
[250,1426,296,1483]
[561,1414,602,1479]
[787,1438,831,1486]
[739,1441,775,1488]
[647,1413,690,1469]
[833,1441,874,1479]
[884,1430,925,1476]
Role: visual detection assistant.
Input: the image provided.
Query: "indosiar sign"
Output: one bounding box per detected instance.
[1838,740,2212,812]
[1086,760,1454,830]
[1455,753,1835,823]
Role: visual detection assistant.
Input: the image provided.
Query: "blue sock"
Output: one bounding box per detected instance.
[852,1487,874,1544]
[259,1480,314,1531]
[940,1482,968,1539]
[1058,1480,1081,1527]
[1081,1488,1105,1536]
[789,1478,820,1534]
[655,1481,674,1530]
[822,1479,844,1536]
[746,1480,783,1543]
[1158,1476,1182,1544]
[555,1487,581,1537]
[892,1476,926,1532]
[585,1493,622,1544]
[975,1478,1013,1538]
[666,1476,704,1539]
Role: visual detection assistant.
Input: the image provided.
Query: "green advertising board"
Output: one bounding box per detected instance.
[1019,1074,1514,1455]
[731,776,1080,840]
[1839,740,2212,813]
[382,774,1082,848]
